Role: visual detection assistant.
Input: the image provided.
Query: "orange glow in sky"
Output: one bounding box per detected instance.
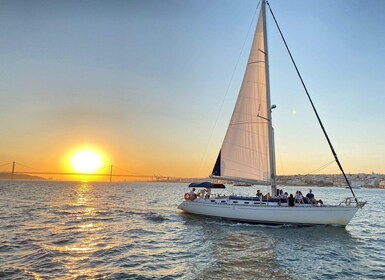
[1,1,384,180]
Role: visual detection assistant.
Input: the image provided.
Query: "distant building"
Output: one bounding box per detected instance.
[351,181,365,188]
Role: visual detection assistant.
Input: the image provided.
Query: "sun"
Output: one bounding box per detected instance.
[70,150,103,173]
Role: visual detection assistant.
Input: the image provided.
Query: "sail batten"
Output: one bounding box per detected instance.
[211,5,271,183]
[210,175,270,186]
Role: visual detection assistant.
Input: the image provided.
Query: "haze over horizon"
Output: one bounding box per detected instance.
[1,0,384,180]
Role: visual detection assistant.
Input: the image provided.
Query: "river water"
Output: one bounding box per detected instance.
[0,181,384,279]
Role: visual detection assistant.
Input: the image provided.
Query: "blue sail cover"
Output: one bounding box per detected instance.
[188,182,225,189]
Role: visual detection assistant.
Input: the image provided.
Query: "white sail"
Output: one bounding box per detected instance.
[212,5,271,184]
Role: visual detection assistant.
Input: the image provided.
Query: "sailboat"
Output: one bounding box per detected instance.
[178,0,366,226]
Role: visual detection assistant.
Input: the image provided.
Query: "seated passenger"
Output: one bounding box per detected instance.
[278,190,285,199]
[306,189,316,204]
[256,190,263,198]
[305,189,324,205]
[265,192,271,200]
[295,191,304,204]
[299,191,306,202]
[189,188,197,200]
[206,188,212,198]
[198,189,206,198]
[288,194,295,207]
[277,190,285,206]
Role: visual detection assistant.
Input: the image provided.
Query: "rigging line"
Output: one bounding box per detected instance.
[198,2,261,176]
[266,1,358,205]
[0,162,12,167]
[305,160,336,176]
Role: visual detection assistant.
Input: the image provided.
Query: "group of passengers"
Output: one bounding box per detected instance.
[188,187,212,200]
[256,188,323,206]
[188,187,323,206]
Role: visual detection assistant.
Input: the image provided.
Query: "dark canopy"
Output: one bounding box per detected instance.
[188,182,225,189]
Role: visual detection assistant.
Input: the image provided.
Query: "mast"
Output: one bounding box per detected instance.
[262,0,277,195]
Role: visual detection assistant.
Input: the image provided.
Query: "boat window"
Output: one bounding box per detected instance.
[210,200,215,202]
[244,202,249,204]
[221,200,226,203]
[232,201,238,204]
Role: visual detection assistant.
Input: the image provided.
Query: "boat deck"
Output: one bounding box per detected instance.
[195,196,324,207]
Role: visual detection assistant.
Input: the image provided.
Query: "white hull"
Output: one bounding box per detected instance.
[178,198,358,226]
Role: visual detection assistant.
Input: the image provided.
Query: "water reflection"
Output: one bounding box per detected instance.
[179,215,285,279]
[47,183,105,278]
[73,183,92,206]
[181,214,361,279]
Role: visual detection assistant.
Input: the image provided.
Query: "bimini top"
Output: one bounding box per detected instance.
[188,182,225,189]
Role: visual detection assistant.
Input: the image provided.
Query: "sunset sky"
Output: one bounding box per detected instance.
[1,0,384,180]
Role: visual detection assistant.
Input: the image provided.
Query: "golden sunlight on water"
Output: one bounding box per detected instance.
[74,183,92,205]
[41,183,109,279]
[65,184,102,277]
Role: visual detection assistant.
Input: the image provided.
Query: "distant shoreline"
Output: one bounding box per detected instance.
[1,172,384,188]
[0,173,45,180]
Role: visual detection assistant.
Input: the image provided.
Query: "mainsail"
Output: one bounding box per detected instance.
[212,4,274,185]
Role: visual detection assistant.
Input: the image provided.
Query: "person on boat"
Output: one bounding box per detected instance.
[288,194,295,207]
[306,189,316,204]
[265,192,271,201]
[189,188,197,200]
[299,191,305,202]
[295,191,304,204]
[278,189,283,197]
[305,189,323,205]
[198,189,206,198]
[256,190,263,199]
[206,188,212,198]
[277,189,286,206]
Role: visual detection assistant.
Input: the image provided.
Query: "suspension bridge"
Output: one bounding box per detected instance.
[0,162,174,182]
